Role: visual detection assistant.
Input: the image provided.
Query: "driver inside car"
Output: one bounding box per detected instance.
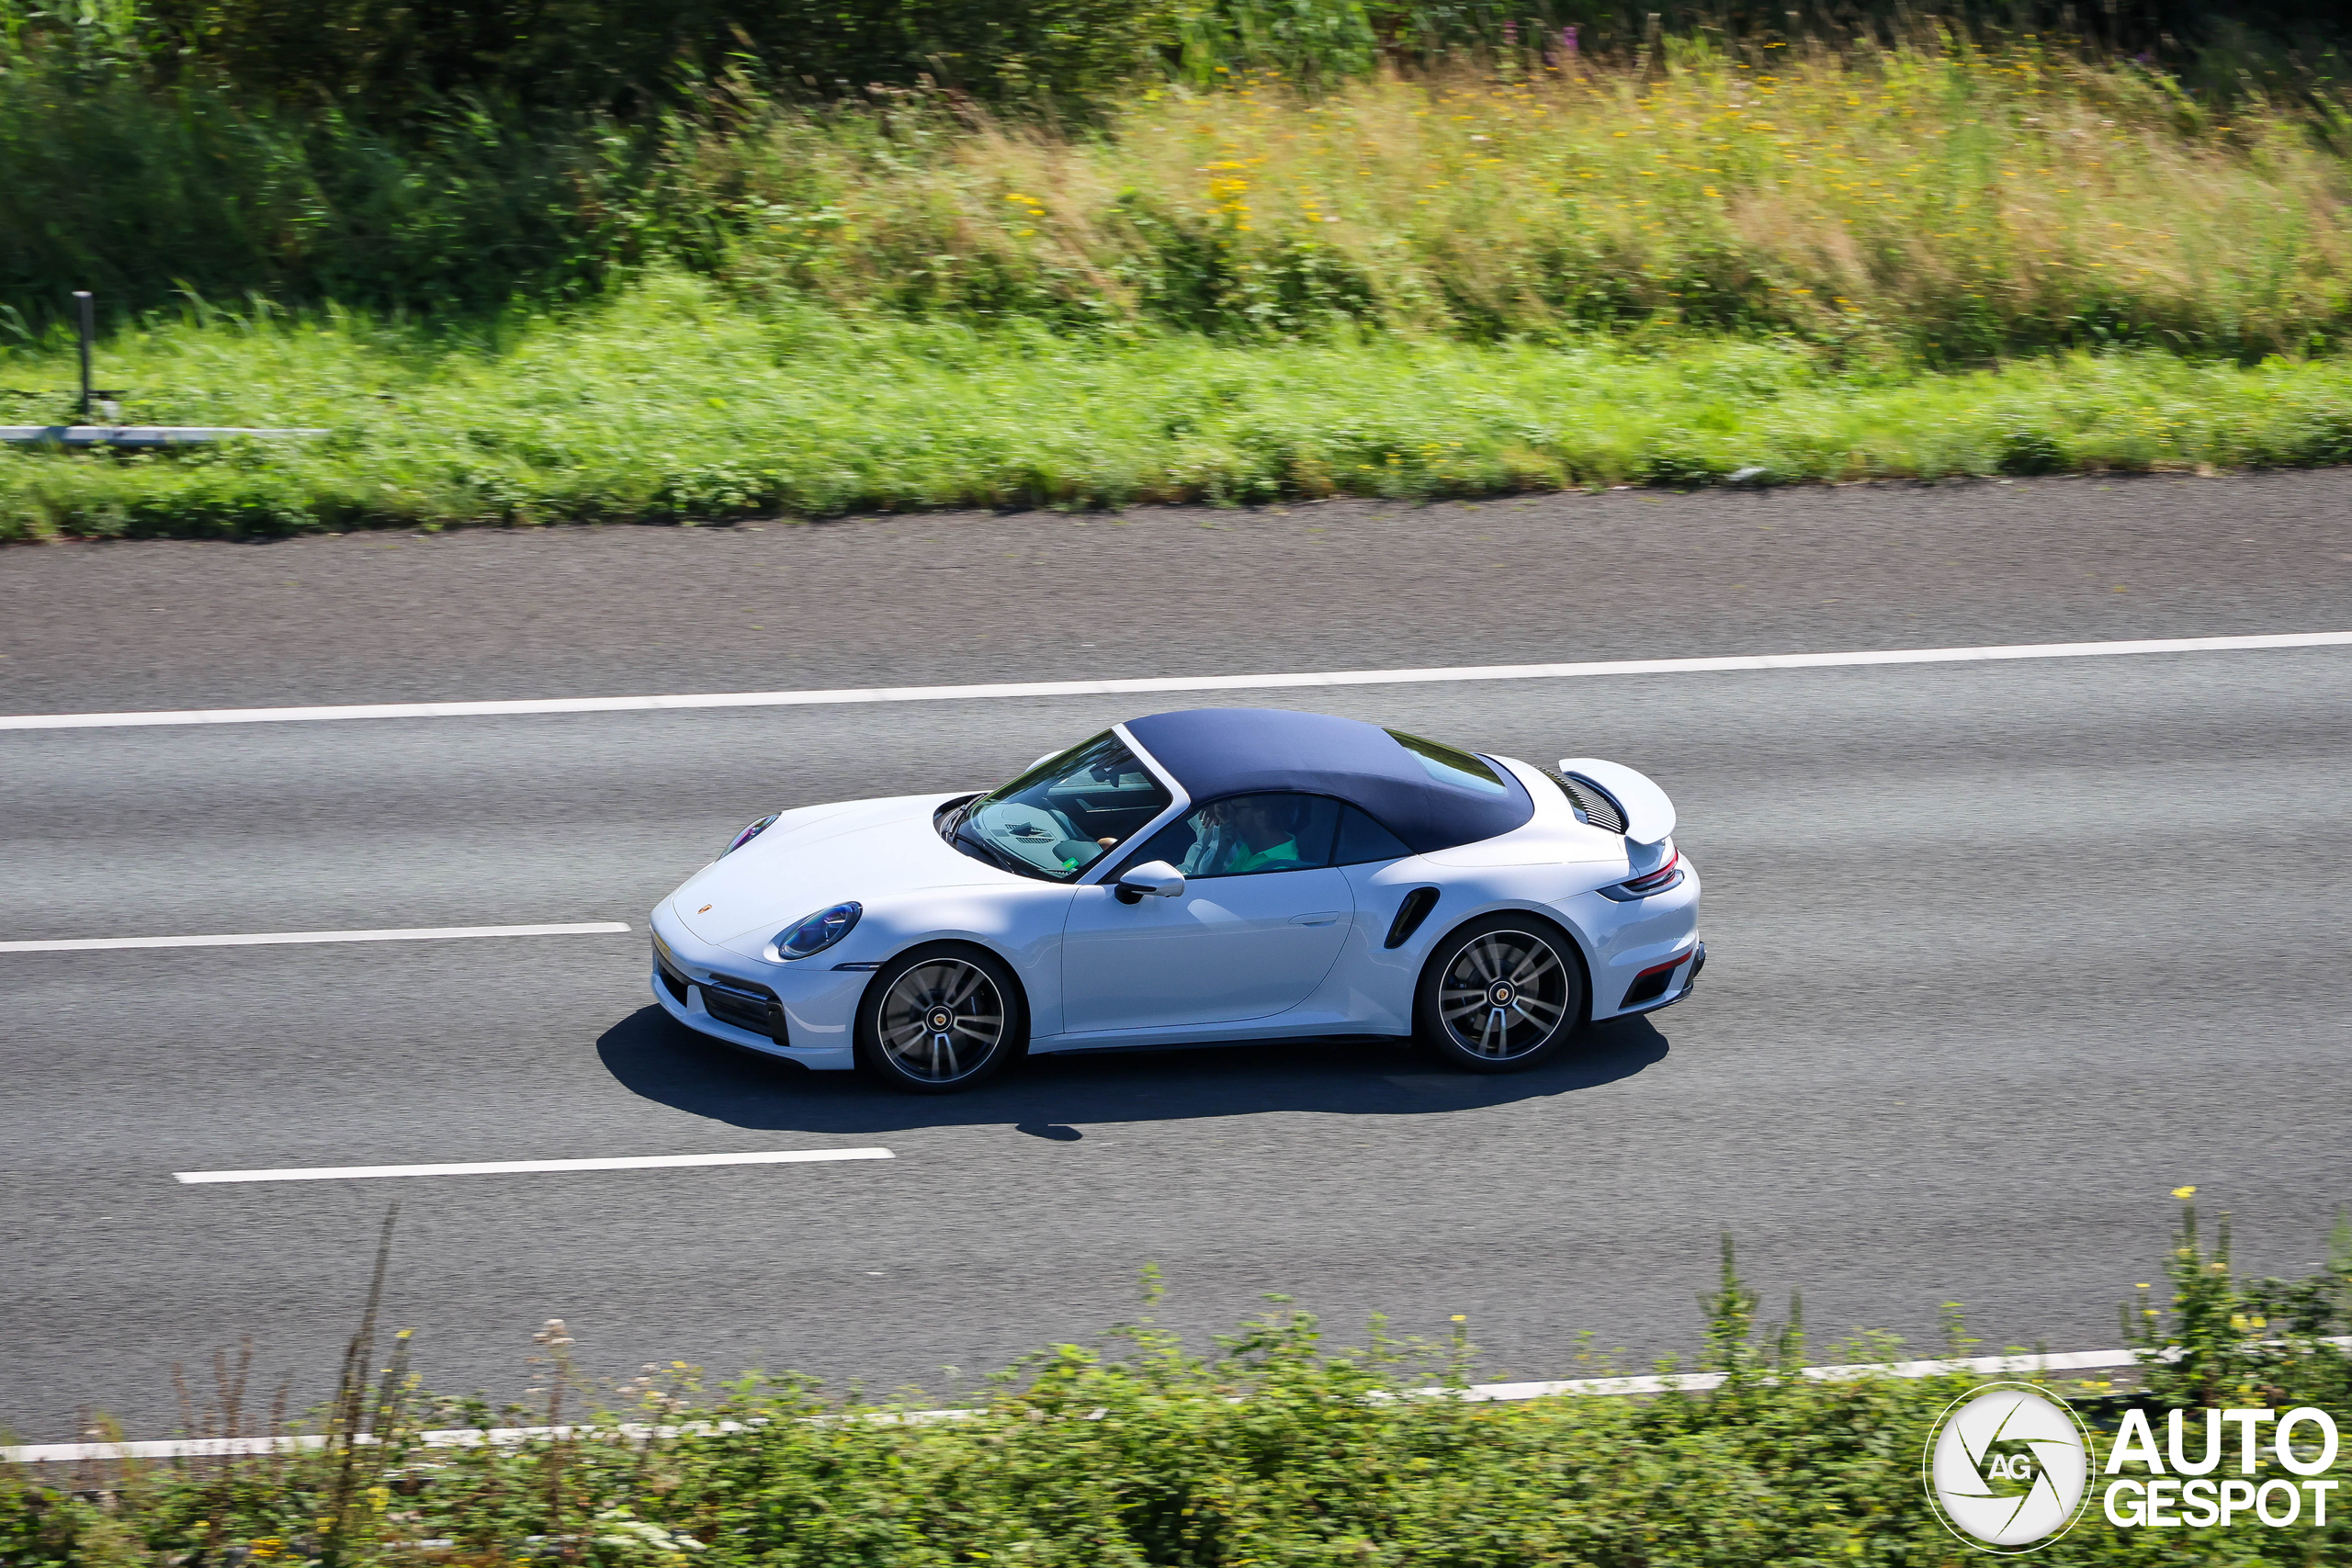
[1180,795,1304,877]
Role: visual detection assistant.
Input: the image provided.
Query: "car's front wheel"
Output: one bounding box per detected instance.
[1416,914,1584,1073]
[856,944,1026,1093]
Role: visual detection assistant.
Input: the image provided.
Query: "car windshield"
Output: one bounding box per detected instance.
[955,732,1173,882]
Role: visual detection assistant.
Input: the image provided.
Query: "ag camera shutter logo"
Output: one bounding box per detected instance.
[1923,1382,2095,1553]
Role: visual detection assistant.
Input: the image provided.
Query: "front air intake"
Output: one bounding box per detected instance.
[701,973,790,1043]
[1544,770,1626,834]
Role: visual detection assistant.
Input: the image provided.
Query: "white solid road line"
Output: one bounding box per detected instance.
[5,629,2349,731]
[174,1147,895,1184]
[0,920,630,954]
[27,1341,2352,1462]
[0,1353,2128,1463]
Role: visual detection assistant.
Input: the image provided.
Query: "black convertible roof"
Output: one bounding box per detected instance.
[1122,707,1533,855]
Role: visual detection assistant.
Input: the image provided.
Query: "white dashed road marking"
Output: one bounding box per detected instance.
[174,1148,895,1184]
[0,921,631,953]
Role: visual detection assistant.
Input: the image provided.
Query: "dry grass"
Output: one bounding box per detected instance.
[695,40,2352,361]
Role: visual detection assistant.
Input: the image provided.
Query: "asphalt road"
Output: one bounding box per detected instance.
[4,472,2350,1442]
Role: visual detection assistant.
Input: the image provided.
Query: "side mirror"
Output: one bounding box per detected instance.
[1114,861,1186,904]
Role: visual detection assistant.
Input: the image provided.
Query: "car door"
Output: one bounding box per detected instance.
[1059,794,1351,1032]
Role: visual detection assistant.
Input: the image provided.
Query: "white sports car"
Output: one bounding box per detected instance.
[649,707,1702,1093]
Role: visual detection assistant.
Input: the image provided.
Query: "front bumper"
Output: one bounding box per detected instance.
[648,904,861,1071]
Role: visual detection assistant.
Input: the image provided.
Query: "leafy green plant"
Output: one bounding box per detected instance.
[2124,1187,2352,1422]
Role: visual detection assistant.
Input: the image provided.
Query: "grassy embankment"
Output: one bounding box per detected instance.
[5,1199,2349,1565]
[8,45,2352,537]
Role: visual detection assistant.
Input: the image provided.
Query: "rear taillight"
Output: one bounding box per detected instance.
[1597,851,1683,902]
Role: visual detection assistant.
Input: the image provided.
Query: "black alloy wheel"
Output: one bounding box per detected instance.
[856,944,1026,1093]
[1415,913,1584,1073]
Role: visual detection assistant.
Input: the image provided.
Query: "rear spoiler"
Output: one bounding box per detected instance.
[1555,758,1676,846]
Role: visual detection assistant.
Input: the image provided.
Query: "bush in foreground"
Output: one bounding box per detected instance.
[4,1198,2347,1564]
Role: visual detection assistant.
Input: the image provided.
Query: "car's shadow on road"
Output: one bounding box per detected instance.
[594,1006,1670,1135]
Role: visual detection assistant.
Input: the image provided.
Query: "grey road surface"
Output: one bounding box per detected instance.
[4,472,2349,1442]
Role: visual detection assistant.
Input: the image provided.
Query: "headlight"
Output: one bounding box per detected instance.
[723,813,780,857]
[775,902,861,959]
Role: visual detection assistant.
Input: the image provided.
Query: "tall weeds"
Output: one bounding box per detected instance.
[7,28,2352,360]
[695,44,2352,362]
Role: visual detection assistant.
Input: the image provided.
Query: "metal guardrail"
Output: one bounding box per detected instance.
[2,425,330,447]
[0,291,325,446]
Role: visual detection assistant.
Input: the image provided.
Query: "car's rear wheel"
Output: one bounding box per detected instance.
[1416,914,1583,1073]
[856,944,1025,1093]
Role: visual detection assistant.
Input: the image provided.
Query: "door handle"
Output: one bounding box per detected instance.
[1291,912,1343,926]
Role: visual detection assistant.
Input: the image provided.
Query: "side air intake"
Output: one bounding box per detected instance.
[1384,887,1441,950]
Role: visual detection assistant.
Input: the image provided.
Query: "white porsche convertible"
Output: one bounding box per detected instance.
[649,707,1701,1092]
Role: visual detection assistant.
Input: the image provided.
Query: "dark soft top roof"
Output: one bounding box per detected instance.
[1122,707,1532,854]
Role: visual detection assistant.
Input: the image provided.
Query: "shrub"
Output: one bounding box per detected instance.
[3,1198,2347,1564]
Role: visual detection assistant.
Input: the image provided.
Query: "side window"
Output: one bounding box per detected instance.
[1129,795,1340,878]
[1333,804,1412,865]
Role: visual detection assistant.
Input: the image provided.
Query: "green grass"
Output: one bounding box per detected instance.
[9,275,2352,539]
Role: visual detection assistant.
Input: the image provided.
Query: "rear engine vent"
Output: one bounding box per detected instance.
[1545,770,1626,834]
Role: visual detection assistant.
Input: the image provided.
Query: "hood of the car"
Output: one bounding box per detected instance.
[669,793,1001,946]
